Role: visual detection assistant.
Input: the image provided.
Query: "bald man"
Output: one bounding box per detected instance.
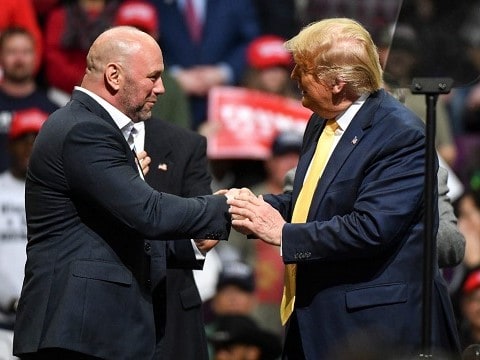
[12,27,233,360]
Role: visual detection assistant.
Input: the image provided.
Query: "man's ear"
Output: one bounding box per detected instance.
[105,62,121,91]
[332,78,346,94]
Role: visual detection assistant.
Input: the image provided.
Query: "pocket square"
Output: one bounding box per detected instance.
[158,163,168,171]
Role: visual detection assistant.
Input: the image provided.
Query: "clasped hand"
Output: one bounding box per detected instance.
[222,188,285,246]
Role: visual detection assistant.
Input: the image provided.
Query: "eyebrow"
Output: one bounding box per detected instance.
[147,70,162,79]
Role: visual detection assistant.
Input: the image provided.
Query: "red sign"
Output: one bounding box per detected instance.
[206,86,312,159]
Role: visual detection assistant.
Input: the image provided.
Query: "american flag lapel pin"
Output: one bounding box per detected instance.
[351,136,358,145]
[158,163,168,171]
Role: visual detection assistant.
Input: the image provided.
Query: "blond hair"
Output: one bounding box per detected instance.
[285,18,383,94]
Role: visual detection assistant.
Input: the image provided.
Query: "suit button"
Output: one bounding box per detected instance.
[146,279,151,289]
[144,242,151,253]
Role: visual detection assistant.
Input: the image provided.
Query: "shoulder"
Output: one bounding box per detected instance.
[369,90,425,134]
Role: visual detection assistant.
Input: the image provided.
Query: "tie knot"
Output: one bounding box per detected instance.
[127,125,137,150]
[325,119,339,134]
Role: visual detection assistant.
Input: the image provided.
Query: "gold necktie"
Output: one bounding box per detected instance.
[280,119,339,325]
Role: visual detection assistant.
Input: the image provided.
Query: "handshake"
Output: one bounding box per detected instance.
[216,188,285,247]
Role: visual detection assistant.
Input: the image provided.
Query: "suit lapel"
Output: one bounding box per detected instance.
[144,120,174,187]
[71,90,138,172]
[293,90,384,220]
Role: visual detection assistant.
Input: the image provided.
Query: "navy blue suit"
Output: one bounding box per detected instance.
[265,90,460,359]
[154,0,260,128]
[13,91,230,359]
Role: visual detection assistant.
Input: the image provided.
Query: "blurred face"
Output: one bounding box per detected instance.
[0,33,36,83]
[8,133,37,178]
[119,45,165,123]
[458,195,480,231]
[291,61,333,118]
[214,344,260,360]
[266,153,299,191]
[212,285,256,315]
[258,67,290,95]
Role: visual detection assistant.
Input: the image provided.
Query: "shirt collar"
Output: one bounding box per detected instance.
[75,86,134,140]
[335,93,370,131]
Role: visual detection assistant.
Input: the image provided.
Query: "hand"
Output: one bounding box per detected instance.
[135,150,151,175]
[194,239,219,254]
[227,193,285,246]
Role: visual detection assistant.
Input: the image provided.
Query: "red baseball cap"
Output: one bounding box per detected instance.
[463,269,480,294]
[9,108,47,140]
[246,35,292,70]
[115,0,159,38]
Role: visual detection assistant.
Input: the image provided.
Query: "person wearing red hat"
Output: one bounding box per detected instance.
[0,27,58,173]
[459,267,480,350]
[0,109,46,359]
[242,35,297,100]
[114,0,159,40]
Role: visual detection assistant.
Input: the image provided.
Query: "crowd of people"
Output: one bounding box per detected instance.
[2,0,480,359]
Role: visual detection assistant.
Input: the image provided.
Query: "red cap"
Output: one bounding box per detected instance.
[246,35,292,69]
[463,269,480,294]
[115,0,159,38]
[9,108,47,140]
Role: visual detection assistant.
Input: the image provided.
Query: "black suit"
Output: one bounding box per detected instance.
[144,118,210,360]
[13,90,230,359]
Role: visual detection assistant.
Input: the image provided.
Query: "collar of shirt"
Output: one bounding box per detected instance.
[177,0,206,22]
[335,92,370,133]
[74,86,134,142]
[132,121,145,152]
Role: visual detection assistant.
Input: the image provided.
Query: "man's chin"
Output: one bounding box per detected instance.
[134,110,152,123]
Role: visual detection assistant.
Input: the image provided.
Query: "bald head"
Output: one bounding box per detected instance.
[80,26,165,122]
[85,26,160,79]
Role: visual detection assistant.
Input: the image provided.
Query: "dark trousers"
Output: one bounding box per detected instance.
[20,348,104,360]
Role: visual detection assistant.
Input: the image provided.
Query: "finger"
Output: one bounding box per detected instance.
[229,204,257,221]
[232,218,254,230]
[214,189,228,195]
[227,198,257,212]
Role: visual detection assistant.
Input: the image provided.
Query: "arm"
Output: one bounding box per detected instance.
[63,120,230,240]
[437,166,465,267]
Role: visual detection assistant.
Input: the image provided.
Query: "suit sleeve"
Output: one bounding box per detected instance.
[63,120,230,240]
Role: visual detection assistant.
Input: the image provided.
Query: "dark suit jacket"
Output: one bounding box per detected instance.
[154,0,259,128]
[13,91,230,359]
[144,118,210,360]
[265,90,460,358]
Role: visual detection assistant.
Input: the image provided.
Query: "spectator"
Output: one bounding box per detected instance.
[0,110,46,359]
[205,261,259,359]
[153,0,260,129]
[43,0,120,105]
[0,0,43,72]
[458,267,480,350]
[449,189,480,317]
[243,34,297,99]
[204,34,299,204]
[0,27,58,172]
[209,261,257,319]
[220,131,302,337]
[208,314,282,360]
